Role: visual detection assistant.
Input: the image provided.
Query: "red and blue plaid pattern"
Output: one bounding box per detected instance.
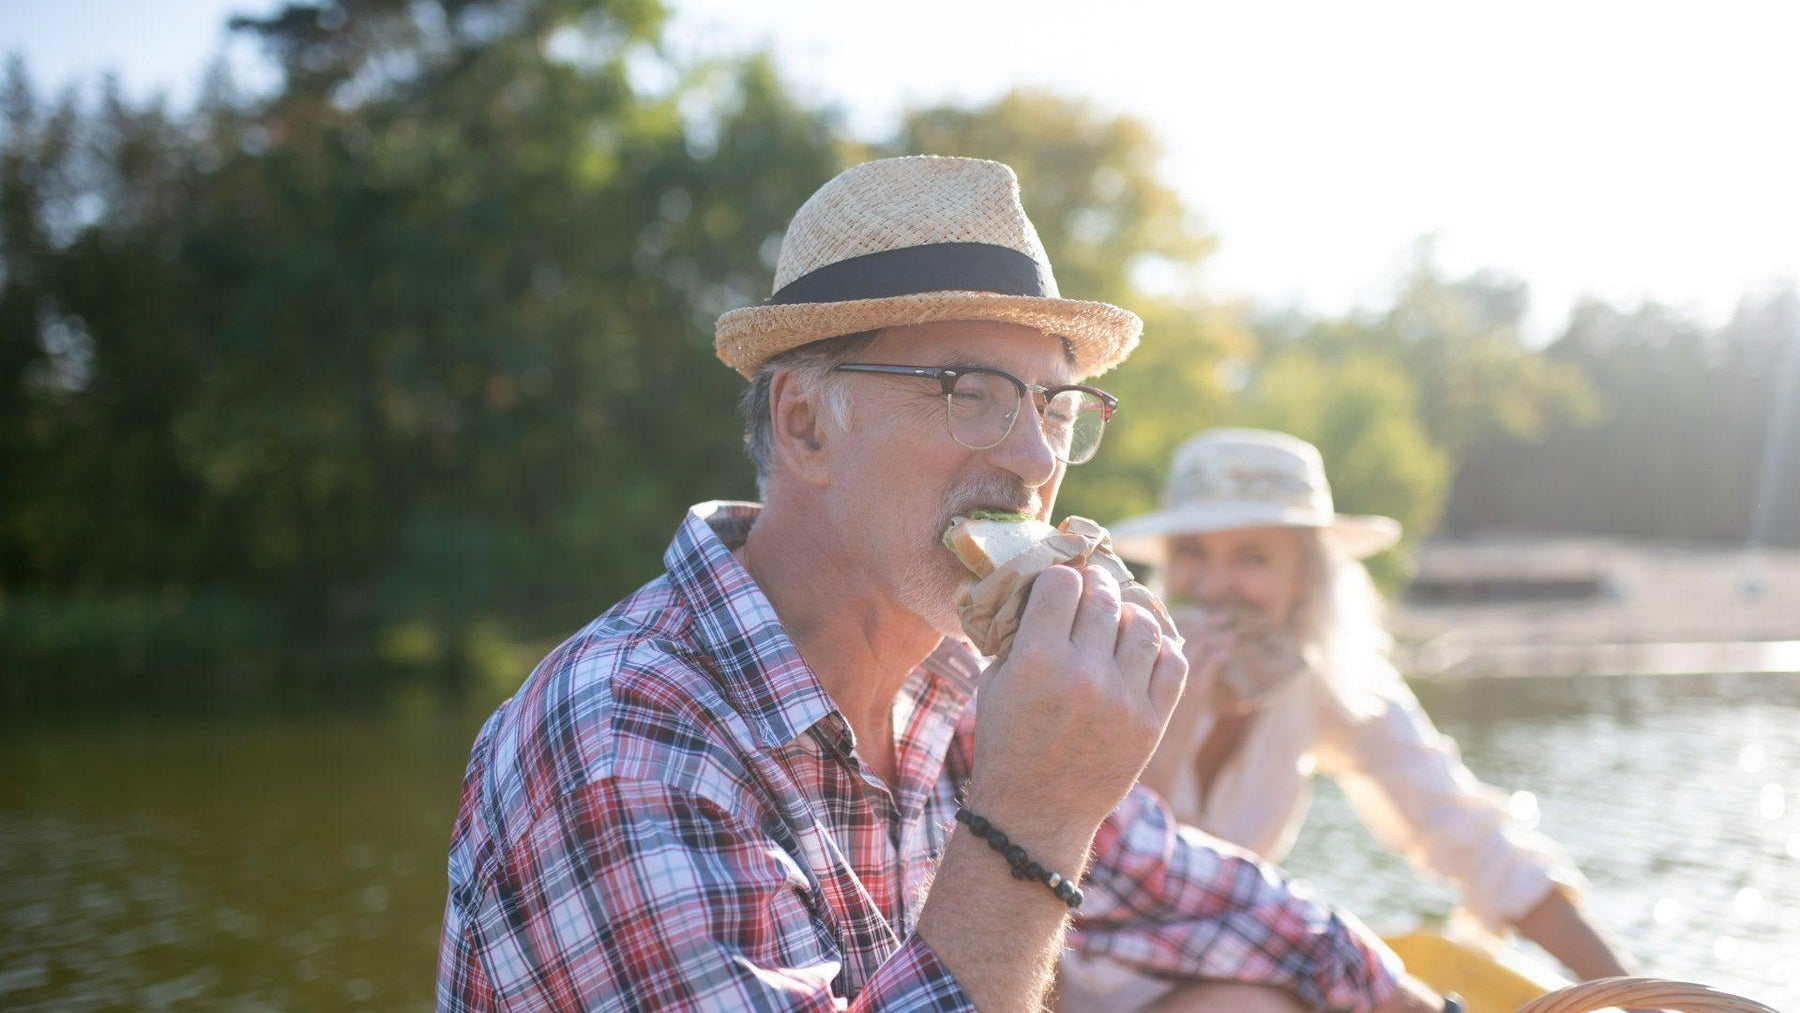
[437,502,1400,1011]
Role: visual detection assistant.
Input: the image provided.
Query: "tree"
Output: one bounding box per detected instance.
[0,1,847,705]
[1446,284,1800,543]
[1229,350,1449,548]
[1243,247,1602,555]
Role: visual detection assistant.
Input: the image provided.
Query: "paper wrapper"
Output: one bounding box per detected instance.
[954,515,1174,660]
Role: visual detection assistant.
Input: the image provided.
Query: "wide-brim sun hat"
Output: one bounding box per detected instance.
[1109,428,1402,566]
[715,155,1143,378]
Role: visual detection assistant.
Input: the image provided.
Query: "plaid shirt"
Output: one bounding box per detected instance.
[438,502,1401,1011]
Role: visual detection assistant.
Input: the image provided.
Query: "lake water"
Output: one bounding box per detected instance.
[3,671,1797,1010]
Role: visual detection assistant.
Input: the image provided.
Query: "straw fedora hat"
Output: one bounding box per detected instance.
[714,155,1143,378]
[1110,428,1402,566]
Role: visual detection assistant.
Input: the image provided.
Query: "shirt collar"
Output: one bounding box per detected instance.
[664,501,982,755]
[664,501,837,750]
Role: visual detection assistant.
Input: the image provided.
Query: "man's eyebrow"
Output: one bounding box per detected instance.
[937,355,996,371]
[934,355,1079,386]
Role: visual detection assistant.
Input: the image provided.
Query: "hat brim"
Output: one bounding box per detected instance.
[1108,503,1402,565]
[715,291,1142,379]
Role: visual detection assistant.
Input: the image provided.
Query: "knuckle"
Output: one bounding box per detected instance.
[1083,569,1122,608]
[1161,640,1191,673]
[1117,607,1161,658]
[1121,603,1158,635]
[1085,563,1120,590]
[1122,631,1161,664]
[1034,564,1081,600]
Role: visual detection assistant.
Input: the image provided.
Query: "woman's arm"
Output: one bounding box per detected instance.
[1314,662,1633,978]
[1513,887,1635,980]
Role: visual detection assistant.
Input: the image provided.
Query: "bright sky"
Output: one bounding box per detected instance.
[7,0,1797,341]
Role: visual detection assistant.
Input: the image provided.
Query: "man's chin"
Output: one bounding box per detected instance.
[895,565,969,640]
[919,601,967,641]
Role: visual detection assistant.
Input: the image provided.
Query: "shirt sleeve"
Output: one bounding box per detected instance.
[1312,662,1588,931]
[1069,786,1403,1013]
[440,776,973,1012]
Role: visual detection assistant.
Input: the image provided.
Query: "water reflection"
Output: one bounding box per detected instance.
[1284,671,1800,1010]
[1,673,1796,1010]
[0,689,489,1011]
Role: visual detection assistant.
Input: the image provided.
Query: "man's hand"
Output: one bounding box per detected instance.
[966,562,1189,863]
[921,562,1186,1012]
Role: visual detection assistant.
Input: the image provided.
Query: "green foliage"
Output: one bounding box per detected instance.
[1447,285,1800,543]
[1223,349,1450,588]
[1261,246,1600,457]
[3,5,1790,710]
[1,0,842,705]
[0,589,284,709]
[1232,246,1606,573]
[1231,351,1449,542]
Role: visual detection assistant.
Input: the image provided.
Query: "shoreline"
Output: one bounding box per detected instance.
[1399,637,1800,680]
[1391,535,1800,680]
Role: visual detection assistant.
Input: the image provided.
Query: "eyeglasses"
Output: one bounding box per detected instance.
[832,363,1119,465]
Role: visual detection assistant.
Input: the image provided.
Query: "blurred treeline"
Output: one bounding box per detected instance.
[3,0,1796,710]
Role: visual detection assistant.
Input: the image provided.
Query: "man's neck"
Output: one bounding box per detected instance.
[735,505,944,774]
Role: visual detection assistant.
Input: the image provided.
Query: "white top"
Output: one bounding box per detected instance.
[1163,657,1586,931]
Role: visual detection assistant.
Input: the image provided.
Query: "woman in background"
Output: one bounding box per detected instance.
[1060,428,1638,1011]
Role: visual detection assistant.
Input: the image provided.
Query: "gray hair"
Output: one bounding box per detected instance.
[738,330,880,499]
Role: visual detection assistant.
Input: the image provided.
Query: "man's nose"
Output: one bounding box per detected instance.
[985,400,1059,488]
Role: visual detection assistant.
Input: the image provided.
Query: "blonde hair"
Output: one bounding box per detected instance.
[1289,528,1392,720]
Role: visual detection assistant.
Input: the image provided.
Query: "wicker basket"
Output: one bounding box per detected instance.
[1513,975,1780,1013]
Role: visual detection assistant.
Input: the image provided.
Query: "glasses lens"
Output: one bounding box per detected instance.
[946,370,1020,450]
[944,371,1110,463]
[1048,389,1109,464]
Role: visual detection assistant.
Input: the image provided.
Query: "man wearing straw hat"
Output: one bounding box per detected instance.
[438,156,1443,1012]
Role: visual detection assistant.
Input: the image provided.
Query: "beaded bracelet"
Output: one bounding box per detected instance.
[954,807,1084,908]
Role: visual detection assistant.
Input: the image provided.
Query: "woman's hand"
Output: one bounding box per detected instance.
[1136,607,1241,800]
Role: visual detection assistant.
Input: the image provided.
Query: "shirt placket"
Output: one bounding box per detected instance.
[813,714,910,927]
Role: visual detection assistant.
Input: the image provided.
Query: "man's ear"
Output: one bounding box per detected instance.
[767,371,833,486]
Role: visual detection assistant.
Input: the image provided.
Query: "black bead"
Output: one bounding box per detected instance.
[957,807,1081,908]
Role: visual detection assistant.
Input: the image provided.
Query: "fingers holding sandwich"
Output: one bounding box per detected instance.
[1115,599,1165,668]
[1012,562,1082,647]
[1144,620,1189,727]
[1070,564,1125,653]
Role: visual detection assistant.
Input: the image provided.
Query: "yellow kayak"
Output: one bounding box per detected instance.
[1382,929,1570,1013]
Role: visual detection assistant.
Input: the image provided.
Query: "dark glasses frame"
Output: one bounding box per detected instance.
[831,362,1118,464]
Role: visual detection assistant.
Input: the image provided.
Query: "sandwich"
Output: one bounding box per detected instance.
[943,510,1060,578]
[943,511,1171,658]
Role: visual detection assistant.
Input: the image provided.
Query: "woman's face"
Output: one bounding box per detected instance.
[1162,526,1310,624]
